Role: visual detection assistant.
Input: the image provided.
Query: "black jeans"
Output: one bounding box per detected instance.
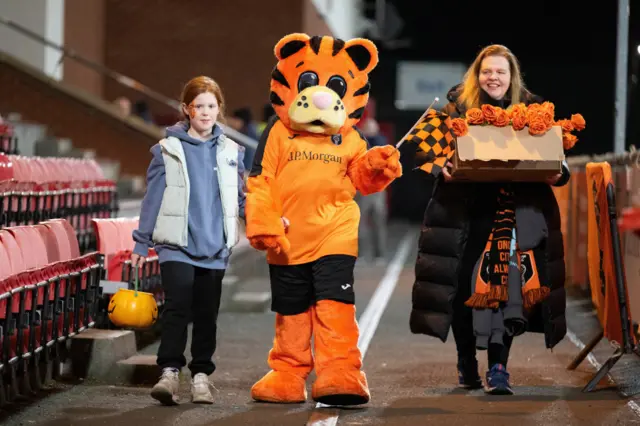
[452,192,513,368]
[156,261,224,376]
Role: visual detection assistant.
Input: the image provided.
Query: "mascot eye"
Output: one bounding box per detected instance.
[326,76,347,98]
[298,72,319,92]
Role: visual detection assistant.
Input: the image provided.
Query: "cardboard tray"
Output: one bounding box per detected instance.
[451,125,565,182]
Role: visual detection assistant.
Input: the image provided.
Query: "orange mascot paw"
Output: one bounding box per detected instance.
[251,370,307,404]
[311,300,370,406]
[251,311,314,403]
[249,235,291,254]
[366,145,402,179]
[312,369,370,406]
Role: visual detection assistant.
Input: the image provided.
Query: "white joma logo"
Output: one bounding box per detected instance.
[342,284,351,290]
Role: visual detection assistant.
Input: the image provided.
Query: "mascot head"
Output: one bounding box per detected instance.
[269,33,379,135]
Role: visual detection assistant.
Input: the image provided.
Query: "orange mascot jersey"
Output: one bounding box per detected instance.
[250,119,370,265]
[245,32,401,407]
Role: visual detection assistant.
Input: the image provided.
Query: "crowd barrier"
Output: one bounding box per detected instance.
[0,153,118,253]
[0,218,102,406]
[557,154,640,392]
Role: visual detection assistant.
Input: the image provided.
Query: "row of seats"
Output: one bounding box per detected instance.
[0,218,102,406]
[0,124,18,155]
[92,217,163,310]
[0,154,118,253]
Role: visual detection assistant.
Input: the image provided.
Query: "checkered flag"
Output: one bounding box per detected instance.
[397,108,456,177]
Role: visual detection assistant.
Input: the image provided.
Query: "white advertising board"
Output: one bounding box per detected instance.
[395,61,466,110]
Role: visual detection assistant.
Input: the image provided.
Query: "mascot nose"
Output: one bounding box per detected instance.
[312,92,333,110]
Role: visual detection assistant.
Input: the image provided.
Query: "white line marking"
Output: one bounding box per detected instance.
[306,231,415,426]
[566,329,640,417]
[357,232,414,356]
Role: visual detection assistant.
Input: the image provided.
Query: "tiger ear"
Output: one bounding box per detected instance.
[344,38,379,74]
[274,33,310,61]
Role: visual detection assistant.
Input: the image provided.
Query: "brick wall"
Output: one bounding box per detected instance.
[63,0,106,98]
[0,56,159,178]
[103,0,333,122]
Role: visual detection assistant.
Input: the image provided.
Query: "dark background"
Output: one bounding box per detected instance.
[360,0,639,221]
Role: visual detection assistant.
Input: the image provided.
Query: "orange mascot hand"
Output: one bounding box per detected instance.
[249,235,291,255]
[349,145,403,196]
[366,145,402,179]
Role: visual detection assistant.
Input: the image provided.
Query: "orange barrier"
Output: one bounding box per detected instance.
[566,161,638,392]
[586,163,635,346]
[559,170,589,290]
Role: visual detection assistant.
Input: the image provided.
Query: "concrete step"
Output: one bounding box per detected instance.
[114,354,162,385]
[220,249,268,312]
[223,273,271,313]
[228,290,271,313]
[67,329,137,384]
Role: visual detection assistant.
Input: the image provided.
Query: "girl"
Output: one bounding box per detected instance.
[130,76,246,405]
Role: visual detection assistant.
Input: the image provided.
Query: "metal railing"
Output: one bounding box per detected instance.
[0,15,258,150]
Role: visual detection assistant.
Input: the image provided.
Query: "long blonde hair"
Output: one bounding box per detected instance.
[457,45,525,111]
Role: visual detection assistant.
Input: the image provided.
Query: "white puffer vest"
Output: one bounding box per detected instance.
[151,134,240,250]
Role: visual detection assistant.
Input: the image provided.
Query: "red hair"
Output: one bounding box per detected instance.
[180,76,226,121]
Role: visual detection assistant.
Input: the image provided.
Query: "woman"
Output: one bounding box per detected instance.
[409,45,570,395]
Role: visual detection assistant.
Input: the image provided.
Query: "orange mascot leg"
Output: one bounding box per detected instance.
[251,309,313,403]
[311,300,370,405]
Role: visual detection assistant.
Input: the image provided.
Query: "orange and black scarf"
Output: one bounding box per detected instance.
[465,186,550,310]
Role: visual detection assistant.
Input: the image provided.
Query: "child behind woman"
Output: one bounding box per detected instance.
[130,76,246,405]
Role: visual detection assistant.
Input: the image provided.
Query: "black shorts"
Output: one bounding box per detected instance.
[269,255,356,315]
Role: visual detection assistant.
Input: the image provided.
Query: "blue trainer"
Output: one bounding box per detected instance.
[485,363,514,395]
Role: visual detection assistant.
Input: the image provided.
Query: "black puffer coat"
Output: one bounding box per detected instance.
[409,85,570,350]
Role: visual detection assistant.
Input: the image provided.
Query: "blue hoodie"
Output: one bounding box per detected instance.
[132,121,246,269]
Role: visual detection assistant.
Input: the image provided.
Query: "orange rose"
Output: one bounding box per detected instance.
[571,113,586,131]
[555,119,574,132]
[541,101,555,119]
[509,104,527,131]
[563,132,578,150]
[466,108,484,125]
[493,108,510,127]
[528,118,548,136]
[527,103,553,130]
[481,104,498,124]
[526,103,541,121]
[542,102,555,129]
[512,115,527,131]
[451,118,468,136]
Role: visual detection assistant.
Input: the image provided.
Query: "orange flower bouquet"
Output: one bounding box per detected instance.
[450,102,585,151]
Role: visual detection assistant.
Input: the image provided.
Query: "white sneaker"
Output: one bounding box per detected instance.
[151,368,180,405]
[191,372,216,404]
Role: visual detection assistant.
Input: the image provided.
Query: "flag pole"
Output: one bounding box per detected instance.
[395,97,439,149]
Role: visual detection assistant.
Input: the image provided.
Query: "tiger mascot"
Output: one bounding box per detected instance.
[246,33,402,406]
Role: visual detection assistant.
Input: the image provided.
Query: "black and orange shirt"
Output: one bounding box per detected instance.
[250,118,368,265]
